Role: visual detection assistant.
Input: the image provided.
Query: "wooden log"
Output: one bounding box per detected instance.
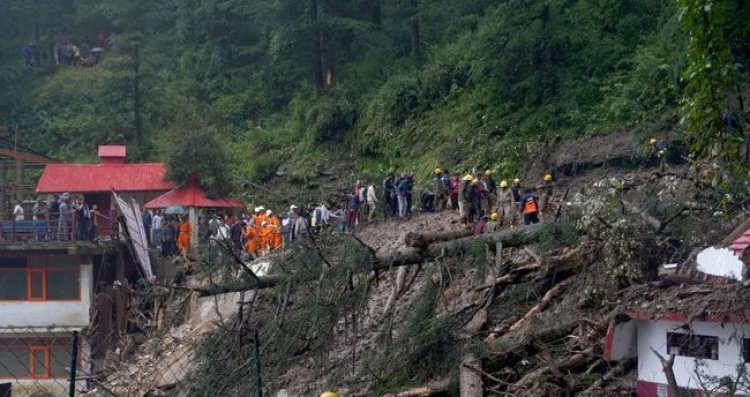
[486,321,579,363]
[405,229,472,247]
[513,346,595,389]
[579,357,635,395]
[508,277,575,332]
[459,354,483,397]
[198,224,547,296]
[384,379,451,397]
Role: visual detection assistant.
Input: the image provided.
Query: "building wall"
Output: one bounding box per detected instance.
[0,260,93,328]
[637,319,750,393]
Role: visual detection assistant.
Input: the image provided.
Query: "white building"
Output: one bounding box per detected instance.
[606,311,750,396]
[0,246,96,397]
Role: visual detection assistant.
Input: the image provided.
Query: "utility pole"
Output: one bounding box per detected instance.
[133,45,142,144]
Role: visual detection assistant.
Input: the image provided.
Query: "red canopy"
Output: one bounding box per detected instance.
[144,174,244,209]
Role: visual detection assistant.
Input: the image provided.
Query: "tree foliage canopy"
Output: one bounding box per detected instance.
[1,0,749,192]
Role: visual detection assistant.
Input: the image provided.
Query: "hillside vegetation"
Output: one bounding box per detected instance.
[2,0,749,195]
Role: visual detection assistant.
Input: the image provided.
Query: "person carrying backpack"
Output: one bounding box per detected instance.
[518,188,540,225]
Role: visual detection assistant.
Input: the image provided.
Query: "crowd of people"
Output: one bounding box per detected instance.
[20,30,115,67]
[354,169,558,230]
[11,194,102,241]
[141,205,308,265]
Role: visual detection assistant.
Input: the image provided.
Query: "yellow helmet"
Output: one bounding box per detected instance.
[491,212,499,221]
[462,174,473,181]
[500,180,509,188]
[649,138,657,145]
[513,178,521,184]
[544,174,553,182]
[434,167,442,175]
[471,178,480,186]
[485,169,492,176]
[320,392,338,397]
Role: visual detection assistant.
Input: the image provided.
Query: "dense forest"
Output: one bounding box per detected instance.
[1,0,750,195]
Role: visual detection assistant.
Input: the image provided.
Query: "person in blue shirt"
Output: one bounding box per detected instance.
[518,188,540,225]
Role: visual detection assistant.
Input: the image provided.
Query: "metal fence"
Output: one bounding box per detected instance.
[0,327,81,397]
[0,211,116,242]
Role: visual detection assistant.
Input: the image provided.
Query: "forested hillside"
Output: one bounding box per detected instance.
[1,0,749,193]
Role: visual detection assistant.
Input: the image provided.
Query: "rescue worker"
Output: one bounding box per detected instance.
[649,137,667,172]
[470,177,483,221]
[496,180,516,227]
[243,221,258,258]
[269,213,283,250]
[176,216,192,264]
[259,220,272,256]
[253,207,268,253]
[458,174,473,226]
[519,188,540,225]
[320,392,338,397]
[540,174,555,220]
[482,170,497,213]
[484,212,499,233]
[433,168,445,210]
[511,178,522,202]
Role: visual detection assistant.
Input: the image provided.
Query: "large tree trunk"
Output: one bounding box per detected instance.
[197,224,545,296]
[409,0,422,69]
[309,0,325,93]
[405,229,472,247]
[459,354,483,397]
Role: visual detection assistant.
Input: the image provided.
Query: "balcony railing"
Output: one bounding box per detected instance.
[0,210,117,243]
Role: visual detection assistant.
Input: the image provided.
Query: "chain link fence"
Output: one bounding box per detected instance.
[0,326,81,397]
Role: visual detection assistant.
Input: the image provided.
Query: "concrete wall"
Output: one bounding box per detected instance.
[0,258,93,328]
[637,319,750,393]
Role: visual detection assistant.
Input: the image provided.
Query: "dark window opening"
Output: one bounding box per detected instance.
[667,332,719,360]
[0,338,74,379]
[0,256,79,301]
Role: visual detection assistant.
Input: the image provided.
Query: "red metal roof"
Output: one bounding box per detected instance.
[144,174,243,209]
[97,145,126,158]
[730,229,750,257]
[36,163,174,193]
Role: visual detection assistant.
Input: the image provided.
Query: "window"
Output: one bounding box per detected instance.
[0,338,73,379]
[0,255,80,301]
[667,332,719,360]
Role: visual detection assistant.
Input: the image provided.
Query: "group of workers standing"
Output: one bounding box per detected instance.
[430,169,556,228]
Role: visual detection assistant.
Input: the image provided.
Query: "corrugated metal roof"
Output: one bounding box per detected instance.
[144,174,243,209]
[97,145,127,158]
[730,229,750,257]
[36,163,174,193]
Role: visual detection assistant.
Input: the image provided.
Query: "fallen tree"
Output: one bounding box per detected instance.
[196,223,546,296]
[404,229,472,247]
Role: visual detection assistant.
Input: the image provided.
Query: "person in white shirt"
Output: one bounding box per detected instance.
[13,203,24,221]
[152,210,165,250]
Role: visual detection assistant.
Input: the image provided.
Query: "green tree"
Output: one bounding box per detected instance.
[676,0,740,165]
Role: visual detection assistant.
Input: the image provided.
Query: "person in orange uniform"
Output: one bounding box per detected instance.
[259,221,272,256]
[243,221,258,258]
[267,211,282,250]
[253,207,268,254]
[176,216,192,265]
